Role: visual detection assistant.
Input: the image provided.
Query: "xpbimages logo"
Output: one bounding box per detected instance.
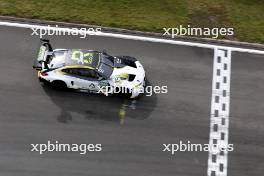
[163,141,234,155]
[30,141,102,154]
[31,25,102,38]
[163,25,234,39]
[97,85,168,97]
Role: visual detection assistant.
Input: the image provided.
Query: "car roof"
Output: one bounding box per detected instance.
[65,49,100,68]
[49,49,101,69]
[50,49,114,79]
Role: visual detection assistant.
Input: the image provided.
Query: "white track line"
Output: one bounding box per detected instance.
[207,48,231,176]
[0,21,264,55]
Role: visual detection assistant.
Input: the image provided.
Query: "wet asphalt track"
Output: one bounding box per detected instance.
[0,25,263,176]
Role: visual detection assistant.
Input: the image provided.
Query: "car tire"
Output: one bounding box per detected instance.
[51,80,67,90]
[114,87,132,99]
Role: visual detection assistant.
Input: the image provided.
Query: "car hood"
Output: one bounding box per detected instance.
[110,61,145,88]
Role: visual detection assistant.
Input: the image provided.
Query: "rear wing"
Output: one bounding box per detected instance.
[33,39,53,70]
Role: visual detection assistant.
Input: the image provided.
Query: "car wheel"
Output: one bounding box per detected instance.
[114,87,132,98]
[51,80,67,90]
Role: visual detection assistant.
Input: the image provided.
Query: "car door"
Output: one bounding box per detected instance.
[73,68,101,91]
[78,68,101,91]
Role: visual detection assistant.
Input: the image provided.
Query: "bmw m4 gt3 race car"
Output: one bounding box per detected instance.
[33,39,146,98]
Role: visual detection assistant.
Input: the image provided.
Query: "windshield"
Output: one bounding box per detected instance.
[96,54,114,78]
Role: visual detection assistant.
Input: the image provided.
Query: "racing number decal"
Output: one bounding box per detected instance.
[71,50,83,64]
[83,53,93,64]
[71,51,93,64]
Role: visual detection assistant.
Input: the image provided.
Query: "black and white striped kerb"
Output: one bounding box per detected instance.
[207,48,231,176]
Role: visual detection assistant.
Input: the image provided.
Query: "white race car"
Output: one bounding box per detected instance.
[33,39,146,98]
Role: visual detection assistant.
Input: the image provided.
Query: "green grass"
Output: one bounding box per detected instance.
[0,0,263,43]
